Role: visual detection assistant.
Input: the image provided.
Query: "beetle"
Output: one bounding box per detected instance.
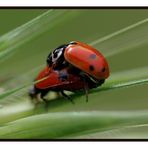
[29,41,109,104]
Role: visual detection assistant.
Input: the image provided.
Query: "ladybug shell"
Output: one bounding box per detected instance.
[64,41,110,80]
[35,66,85,91]
[35,66,60,89]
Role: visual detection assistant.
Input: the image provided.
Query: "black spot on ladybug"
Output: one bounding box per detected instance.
[102,67,106,72]
[89,54,96,59]
[89,65,94,71]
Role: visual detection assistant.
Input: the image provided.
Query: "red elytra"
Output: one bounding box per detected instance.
[35,66,60,89]
[35,66,85,91]
[64,41,109,80]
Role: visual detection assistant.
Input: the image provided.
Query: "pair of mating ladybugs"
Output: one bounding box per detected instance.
[29,41,110,104]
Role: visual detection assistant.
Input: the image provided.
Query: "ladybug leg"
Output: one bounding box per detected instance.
[42,98,49,110]
[80,73,89,102]
[84,83,89,102]
[29,87,49,109]
[40,90,49,100]
[28,86,38,99]
[40,89,50,109]
[61,90,75,104]
[29,86,40,102]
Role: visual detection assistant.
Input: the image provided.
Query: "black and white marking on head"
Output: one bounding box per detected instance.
[47,43,71,67]
[51,48,64,63]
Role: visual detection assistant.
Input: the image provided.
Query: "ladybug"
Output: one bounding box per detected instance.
[29,41,109,104]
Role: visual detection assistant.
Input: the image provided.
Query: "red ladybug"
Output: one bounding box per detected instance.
[29,41,109,104]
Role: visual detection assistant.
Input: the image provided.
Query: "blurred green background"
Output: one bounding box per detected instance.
[0,9,148,139]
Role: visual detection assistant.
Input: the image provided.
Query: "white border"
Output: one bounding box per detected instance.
[0,0,148,6]
[1,142,148,148]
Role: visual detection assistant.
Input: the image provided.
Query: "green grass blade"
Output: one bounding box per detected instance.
[0,74,52,99]
[0,10,77,61]
[99,78,148,92]
[90,18,148,46]
[90,18,148,57]
[75,123,148,139]
[1,111,148,138]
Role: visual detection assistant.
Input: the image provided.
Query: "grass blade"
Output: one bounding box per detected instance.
[0,10,77,61]
[90,18,148,46]
[1,111,148,138]
[90,18,148,57]
[75,123,148,139]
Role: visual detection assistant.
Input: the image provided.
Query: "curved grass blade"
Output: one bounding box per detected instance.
[90,18,148,46]
[75,123,148,139]
[0,74,51,99]
[0,10,77,61]
[90,18,148,57]
[1,64,45,90]
[1,111,148,138]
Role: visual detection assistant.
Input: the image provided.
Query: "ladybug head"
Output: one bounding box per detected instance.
[47,44,68,68]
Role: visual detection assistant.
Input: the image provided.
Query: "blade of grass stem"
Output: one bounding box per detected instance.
[0,10,77,61]
[90,18,148,46]
[90,18,148,57]
[74,123,148,139]
[1,110,148,138]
